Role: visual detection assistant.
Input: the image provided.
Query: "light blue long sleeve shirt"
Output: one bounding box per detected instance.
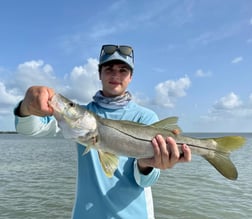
[14,100,160,219]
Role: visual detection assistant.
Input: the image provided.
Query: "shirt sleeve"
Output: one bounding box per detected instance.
[14,102,59,137]
[133,159,160,187]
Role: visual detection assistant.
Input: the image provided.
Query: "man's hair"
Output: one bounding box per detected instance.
[98,60,133,74]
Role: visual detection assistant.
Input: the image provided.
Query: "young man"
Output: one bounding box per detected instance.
[14,44,191,219]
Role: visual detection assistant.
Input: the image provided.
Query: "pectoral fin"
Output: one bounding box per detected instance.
[98,150,119,178]
[82,146,91,155]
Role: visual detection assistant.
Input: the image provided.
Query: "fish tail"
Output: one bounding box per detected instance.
[203,136,245,180]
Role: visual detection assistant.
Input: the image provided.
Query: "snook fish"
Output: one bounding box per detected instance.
[49,93,245,180]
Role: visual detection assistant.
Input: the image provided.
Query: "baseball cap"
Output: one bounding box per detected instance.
[99,45,134,70]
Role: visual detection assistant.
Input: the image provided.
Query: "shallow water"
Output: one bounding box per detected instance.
[0,133,251,219]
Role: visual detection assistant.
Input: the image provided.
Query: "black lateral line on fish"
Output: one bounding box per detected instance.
[176,142,228,154]
[109,125,228,155]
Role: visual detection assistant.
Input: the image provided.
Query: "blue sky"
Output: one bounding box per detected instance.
[0,0,251,132]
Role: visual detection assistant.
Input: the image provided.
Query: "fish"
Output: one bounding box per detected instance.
[48,93,246,180]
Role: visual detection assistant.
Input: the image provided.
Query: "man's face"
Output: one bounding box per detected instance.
[99,63,132,97]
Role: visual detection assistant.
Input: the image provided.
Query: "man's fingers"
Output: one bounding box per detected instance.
[179,144,191,162]
[151,136,162,167]
[166,137,180,165]
[156,135,169,168]
[138,135,192,171]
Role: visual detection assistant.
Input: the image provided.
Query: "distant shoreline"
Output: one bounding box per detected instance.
[0,131,18,134]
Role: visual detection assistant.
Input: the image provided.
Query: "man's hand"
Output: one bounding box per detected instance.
[18,86,55,117]
[137,135,191,174]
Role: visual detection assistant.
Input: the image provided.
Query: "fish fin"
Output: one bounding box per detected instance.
[82,146,91,155]
[151,117,182,133]
[203,153,239,180]
[98,150,119,178]
[213,136,246,152]
[203,136,245,180]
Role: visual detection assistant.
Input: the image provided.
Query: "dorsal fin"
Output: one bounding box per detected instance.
[151,117,182,133]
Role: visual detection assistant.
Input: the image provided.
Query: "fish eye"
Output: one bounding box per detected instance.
[68,102,75,107]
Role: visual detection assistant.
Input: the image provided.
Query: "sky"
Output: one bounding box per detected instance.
[0,0,252,132]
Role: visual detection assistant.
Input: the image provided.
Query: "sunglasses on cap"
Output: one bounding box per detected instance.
[100,45,134,59]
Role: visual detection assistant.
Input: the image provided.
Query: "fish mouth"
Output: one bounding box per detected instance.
[48,94,65,120]
[49,94,64,110]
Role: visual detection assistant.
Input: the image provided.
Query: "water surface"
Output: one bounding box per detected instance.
[1,133,251,219]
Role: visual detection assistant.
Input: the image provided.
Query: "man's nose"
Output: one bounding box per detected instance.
[110,68,121,75]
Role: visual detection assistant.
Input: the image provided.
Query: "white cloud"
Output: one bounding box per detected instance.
[213,92,242,110]
[0,58,101,130]
[132,92,151,106]
[154,76,191,108]
[0,81,23,131]
[197,92,251,132]
[0,81,22,105]
[9,60,58,94]
[64,58,100,103]
[195,69,212,77]
[1,58,100,107]
[203,92,252,124]
[231,56,243,64]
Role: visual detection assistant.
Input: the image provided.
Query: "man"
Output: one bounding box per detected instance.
[14,44,191,218]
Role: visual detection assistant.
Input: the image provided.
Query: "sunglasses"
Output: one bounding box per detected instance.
[100,45,134,59]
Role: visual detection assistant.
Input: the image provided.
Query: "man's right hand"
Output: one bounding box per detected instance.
[18,86,55,117]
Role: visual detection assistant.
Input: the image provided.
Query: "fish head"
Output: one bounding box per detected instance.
[49,93,98,142]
